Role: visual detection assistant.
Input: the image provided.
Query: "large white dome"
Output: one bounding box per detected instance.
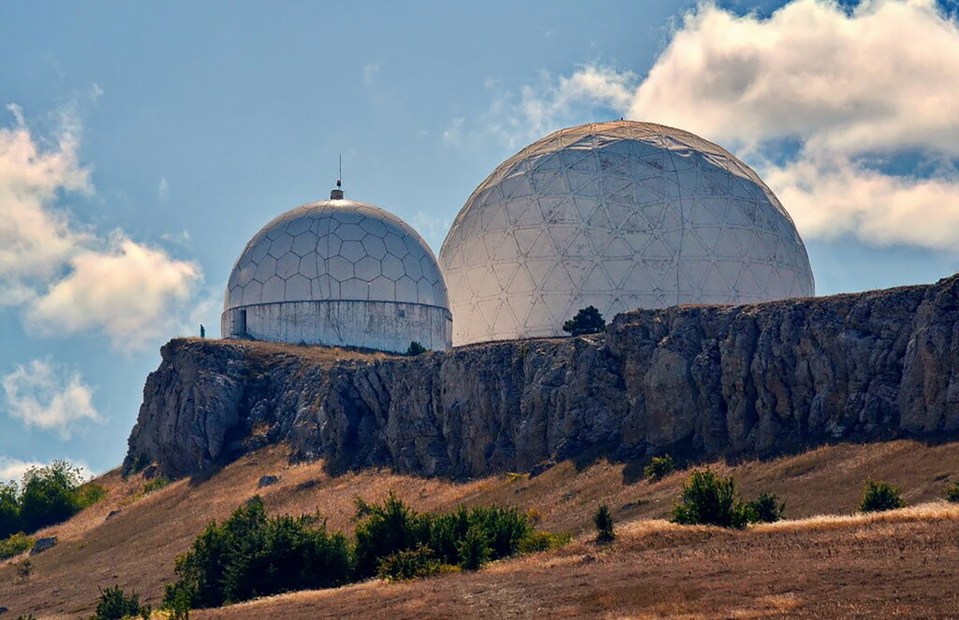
[222,195,451,352]
[439,121,814,345]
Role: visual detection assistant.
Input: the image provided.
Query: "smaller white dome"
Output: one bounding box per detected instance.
[225,199,449,311]
[222,196,451,353]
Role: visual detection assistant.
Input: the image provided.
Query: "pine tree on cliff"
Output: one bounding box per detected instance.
[563,306,606,336]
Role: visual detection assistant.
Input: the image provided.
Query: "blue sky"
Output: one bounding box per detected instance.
[2,0,959,479]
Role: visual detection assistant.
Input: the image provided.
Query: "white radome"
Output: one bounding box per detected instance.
[222,192,452,352]
[439,121,815,346]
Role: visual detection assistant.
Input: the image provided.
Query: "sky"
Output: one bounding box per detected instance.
[2,0,959,481]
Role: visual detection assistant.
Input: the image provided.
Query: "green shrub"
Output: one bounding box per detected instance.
[75,483,107,509]
[643,455,676,481]
[457,525,491,571]
[143,476,170,494]
[672,469,748,529]
[465,505,532,560]
[406,341,427,356]
[163,496,353,610]
[0,532,33,559]
[164,493,565,612]
[945,481,959,503]
[354,492,430,578]
[594,504,615,543]
[94,585,150,620]
[562,306,606,336]
[860,480,905,513]
[517,530,571,553]
[377,545,444,581]
[743,492,786,523]
[354,495,533,576]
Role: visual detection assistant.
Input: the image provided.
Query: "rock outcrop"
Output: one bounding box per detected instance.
[126,275,959,479]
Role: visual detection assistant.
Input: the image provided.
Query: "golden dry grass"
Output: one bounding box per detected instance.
[3,439,959,618]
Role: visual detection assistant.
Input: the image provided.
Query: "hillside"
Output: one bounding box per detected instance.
[3,439,959,618]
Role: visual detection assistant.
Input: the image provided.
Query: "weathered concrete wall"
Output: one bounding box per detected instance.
[220,300,452,353]
[132,274,959,480]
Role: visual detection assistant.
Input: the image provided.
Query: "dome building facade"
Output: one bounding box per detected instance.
[439,121,815,346]
[222,187,452,352]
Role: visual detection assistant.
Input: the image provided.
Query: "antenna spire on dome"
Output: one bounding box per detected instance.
[330,154,344,199]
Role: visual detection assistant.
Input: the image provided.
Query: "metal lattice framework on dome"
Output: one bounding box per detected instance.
[439,121,815,346]
[222,197,451,352]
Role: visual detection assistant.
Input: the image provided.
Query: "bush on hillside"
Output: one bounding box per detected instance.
[860,480,905,513]
[562,306,606,336]
[406,341,427,356]
[94,585,150,620]
[0,461,104,538]
[163,496,353,609]
[517,530,571,553]
[643,455,676,481]
[672,469,749,529]
[354,494,535,577]
[945,481,959,503]
[377,545,446,580]
[164,492,566,612]
[0,532,33,560]
[593,504,615,543]
[743,492,786,523]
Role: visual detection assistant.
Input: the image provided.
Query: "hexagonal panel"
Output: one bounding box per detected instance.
[268,234,294,259]
[354,255,381,281]
[276,253,300,279]
[291,231,319,257]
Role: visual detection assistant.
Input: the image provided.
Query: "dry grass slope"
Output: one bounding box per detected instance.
[2,439,959,618]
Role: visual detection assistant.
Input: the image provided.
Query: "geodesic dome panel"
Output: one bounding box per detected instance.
[439,121,814,346]
[225,199,449,311]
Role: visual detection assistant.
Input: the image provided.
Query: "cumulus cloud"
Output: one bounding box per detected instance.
[29,233,201,350]
[490,0,959,250]
[1,359,100,438]
[0,106,203,349]
[0,104,91,304]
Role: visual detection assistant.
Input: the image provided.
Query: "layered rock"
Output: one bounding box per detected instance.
[126,275,959,479]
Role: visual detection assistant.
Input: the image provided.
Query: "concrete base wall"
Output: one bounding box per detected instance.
[220,300,452,353]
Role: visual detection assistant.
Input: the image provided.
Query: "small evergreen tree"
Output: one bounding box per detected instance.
[562,306,606,336]
[406,341,427,356]
[860,480,905,513]
[743,492,786,523]
[94,585,150,620]
[457,526,490,570]
[593,504,615,543]
[672,469,748,529]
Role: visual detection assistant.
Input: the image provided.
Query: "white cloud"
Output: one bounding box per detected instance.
[1,359,100,438]
[488,0,959,251]
[0,456,94,484]
[0,104,91,304]
[0,106,203,349]
[28,233,201,351]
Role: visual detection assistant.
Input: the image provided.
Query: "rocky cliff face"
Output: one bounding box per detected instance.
[126,275,959,479]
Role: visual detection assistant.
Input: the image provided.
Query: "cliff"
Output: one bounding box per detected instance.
[125,274,959,479]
